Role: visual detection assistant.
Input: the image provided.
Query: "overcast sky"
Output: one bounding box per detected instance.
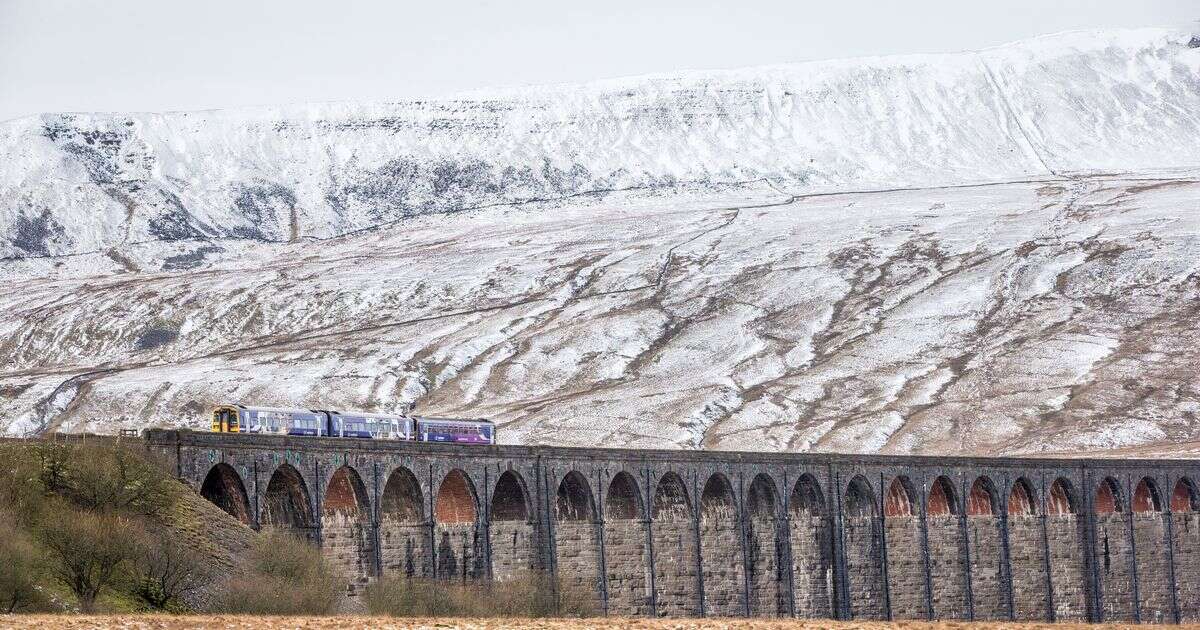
[1,0,1196,122]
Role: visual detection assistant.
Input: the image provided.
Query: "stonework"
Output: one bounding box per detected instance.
[651,517,699,616]
[699,514,745,616]
[844,516,886,619]
[790,514,833,618]
[966,515,1005,620]
[554,521,603,610]
[885,517,925,619]
[925,516,967,619]
[152,430,1200,622]
[1007,515,1049,620]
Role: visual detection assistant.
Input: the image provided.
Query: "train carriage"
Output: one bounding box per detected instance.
[212,404,494,445]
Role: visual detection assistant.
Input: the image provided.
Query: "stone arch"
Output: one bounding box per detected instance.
[605,471,642,520]
[1008,478,1038,516]
[968,476,998,516]
[200,463,251,525]
[653,471,693,520]
[436,469,478,524]
[926,476,958,516]
[379,466,427,578]
[554,471,602,609]
[1132,477,1162,513]
[843,475,885,620]
[747,473,783,616]
[651,471,698,617]
[1008,477,1048,621]
[434,469,481,581]
[1046,477,1087,621]
[1095,476,1123,515]
[699,472,742,616]
[556,471,595,521]
[1170,478,1200,621]
[324,465,370,516]
[884,475,922,618]
[1171,477,1198,513]
[885,476,916,517]
[845,475,877,518]
[1048,478,1076,516]
[1130,476,1171,621]
[381,466,424,522]
[790,474,824,517]
[925,475,967,619]
[965,476,1004,620]
[262,463,312,534]
[322,465,374,586]
[700,472,736,520]
[490,470,533,582]
[748,473,779,520]
[1093,476,1133,621]
[604,471,649,615]
[790,474,832,619]
[492,470,529,521]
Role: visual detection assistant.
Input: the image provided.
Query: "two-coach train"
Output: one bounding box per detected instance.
[210,404,495,444]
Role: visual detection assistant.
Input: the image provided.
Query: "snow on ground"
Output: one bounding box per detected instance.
[1,174,1197,455]
[1,28,1198,455]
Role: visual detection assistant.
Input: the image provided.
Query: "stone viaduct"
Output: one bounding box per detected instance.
[147,428,1200,622]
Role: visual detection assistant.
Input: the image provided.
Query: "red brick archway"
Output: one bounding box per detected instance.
[436,469,477,524]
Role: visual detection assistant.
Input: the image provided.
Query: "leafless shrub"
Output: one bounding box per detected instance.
[38,505,142,612]
[364,571,596,618]
[212,529,339,615]
[132,525,213,611]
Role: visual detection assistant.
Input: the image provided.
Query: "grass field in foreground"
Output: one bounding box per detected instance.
[0,617,1190,630]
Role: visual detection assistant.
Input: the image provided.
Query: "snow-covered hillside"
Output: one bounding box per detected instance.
[3,28,1199,259]
[1,29,1198,455]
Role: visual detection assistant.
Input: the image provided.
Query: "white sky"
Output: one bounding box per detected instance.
[0,0,1196,122]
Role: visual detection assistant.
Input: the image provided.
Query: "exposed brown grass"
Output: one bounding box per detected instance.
[0,617,1193,630]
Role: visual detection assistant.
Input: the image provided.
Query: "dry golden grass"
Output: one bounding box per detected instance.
[0,616,1189,630]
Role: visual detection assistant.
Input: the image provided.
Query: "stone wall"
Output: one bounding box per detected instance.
[435,523,481,581]
[651,517,699,616]
[966,515,1005,620]
[379,519,429,577]
[1007,515,1049,620]
[1173,512,1200,621]
[490,520,535,581]
[321,512,374,592]
[554,521,603,610]
[790,514,833,618]
[1046,515,1088,621]
[699,515,745,616]
[603,518,651,616]
[925,516,967,619]
[1134,513,1172,623]
[885,517,924,619]
[747,516,783,616]
[844,516,886,619]
[1095,512,1134,621]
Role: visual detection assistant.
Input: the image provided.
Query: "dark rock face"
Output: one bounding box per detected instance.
[8,207,70,256]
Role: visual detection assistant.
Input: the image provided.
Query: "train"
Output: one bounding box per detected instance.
[210,404,495,445]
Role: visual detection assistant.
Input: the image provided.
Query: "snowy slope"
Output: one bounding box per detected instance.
[2,28,1199,259]
[1,29,1199,456]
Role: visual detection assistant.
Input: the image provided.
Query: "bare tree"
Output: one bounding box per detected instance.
[39,507,141,612]
[133,526,212,610]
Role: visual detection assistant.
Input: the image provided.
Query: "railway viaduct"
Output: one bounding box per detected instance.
[147,428,1200,622]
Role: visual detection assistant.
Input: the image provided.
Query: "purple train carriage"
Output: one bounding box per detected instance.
[210,404,495,445]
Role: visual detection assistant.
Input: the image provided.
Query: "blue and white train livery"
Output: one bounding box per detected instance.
[210,404,494,445]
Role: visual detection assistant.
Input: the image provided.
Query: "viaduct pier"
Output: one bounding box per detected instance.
[147,428,1200,622]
